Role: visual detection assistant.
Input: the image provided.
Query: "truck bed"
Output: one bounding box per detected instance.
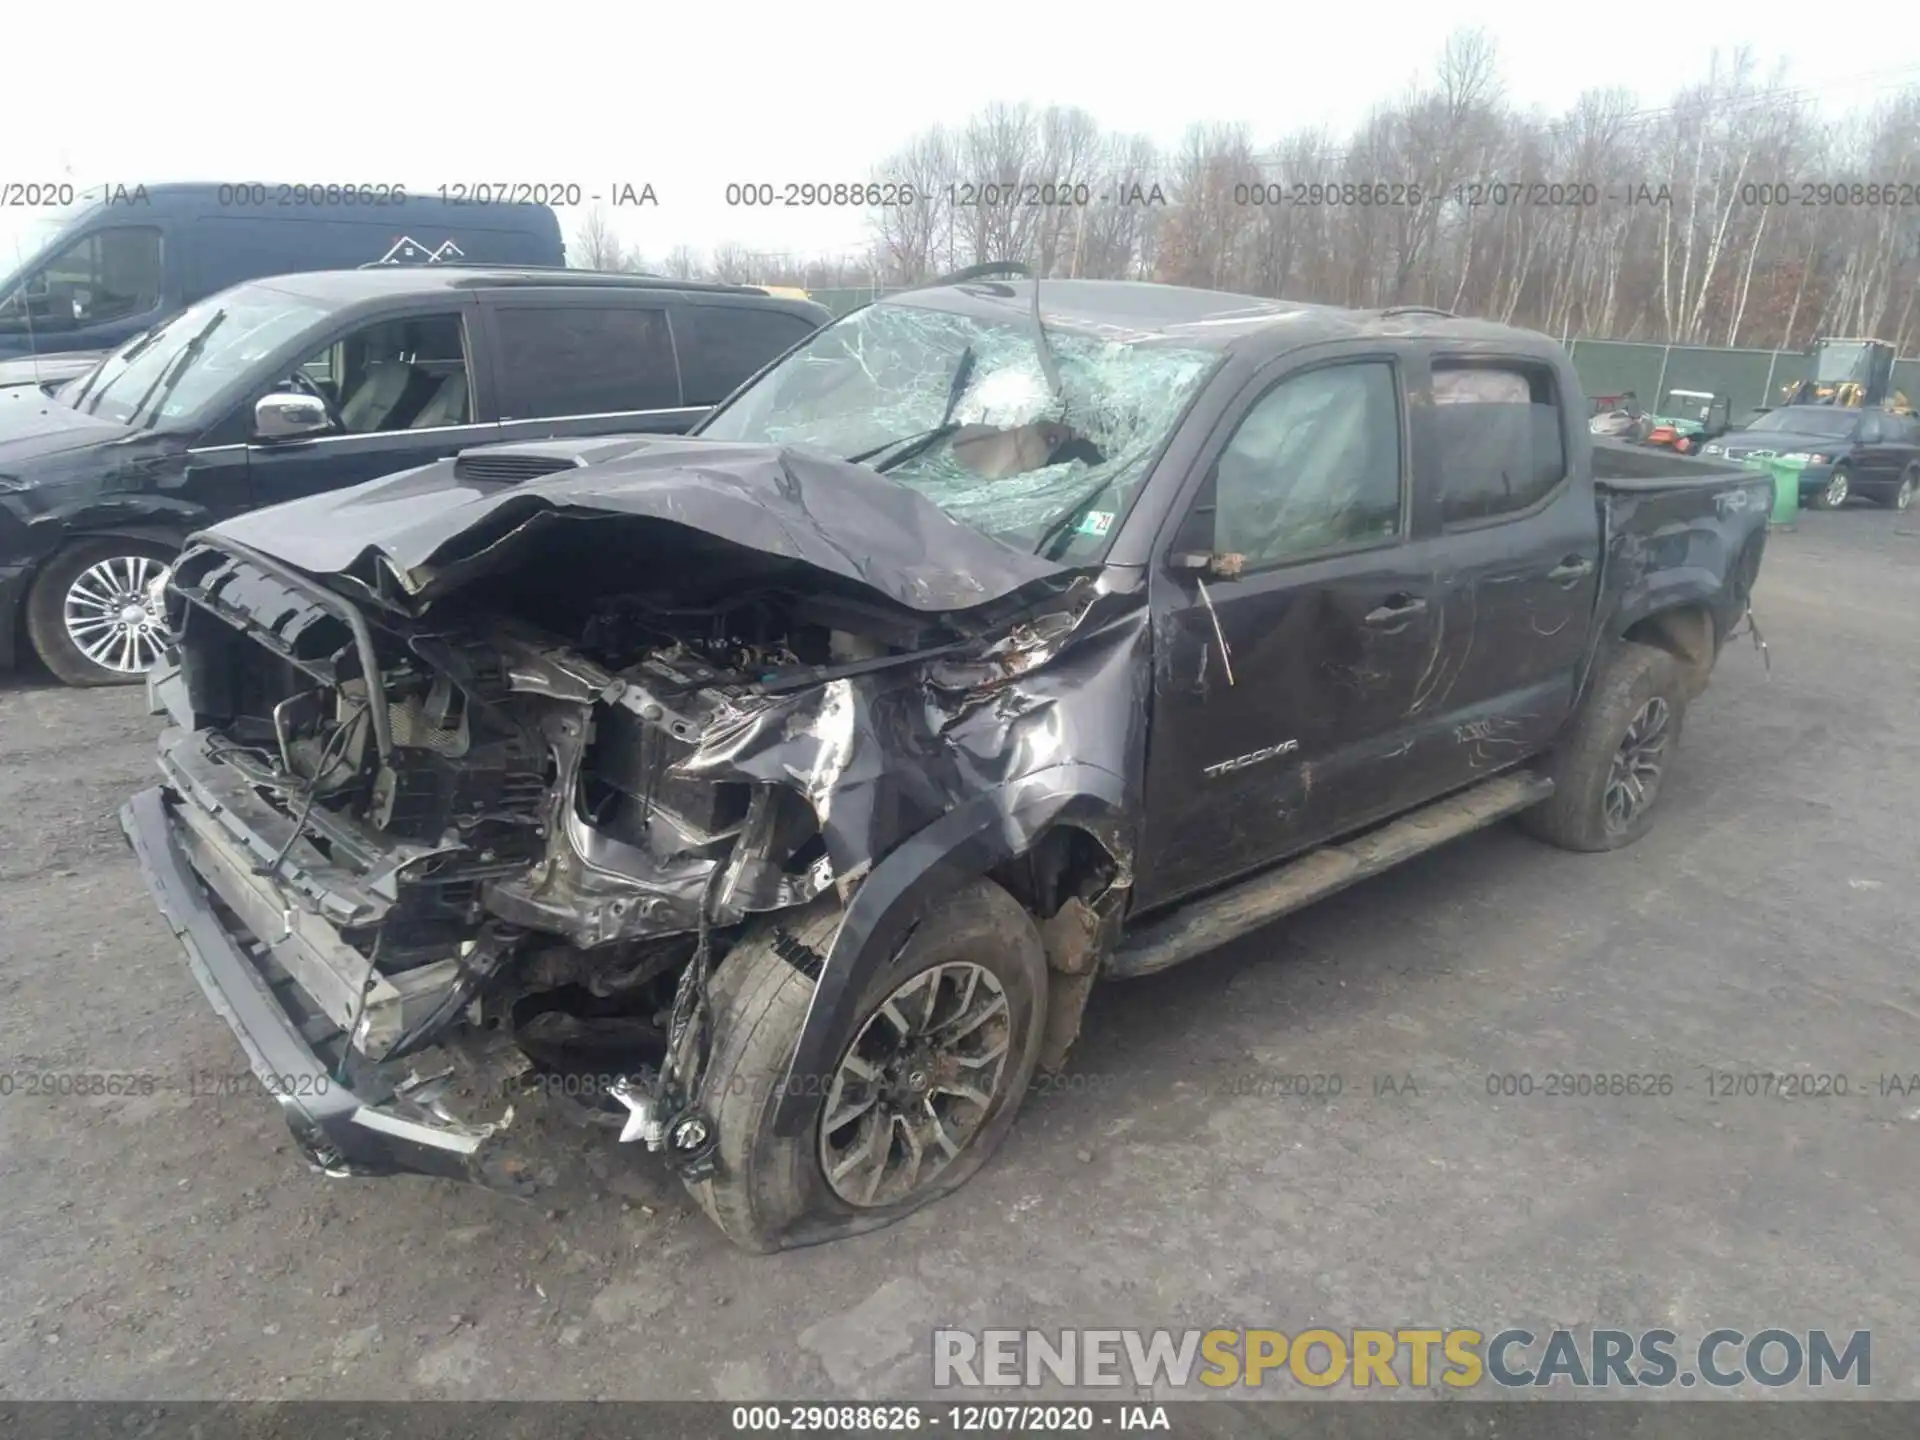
[1591,435,1750,488]
[1588,436,1772,674]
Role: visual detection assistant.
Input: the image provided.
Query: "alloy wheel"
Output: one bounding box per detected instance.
[819,961,1013,1208]
[63,554,169,675]
[1897,474,1916,511]
[1602,696,1672,834]
[1824,470,1850,509]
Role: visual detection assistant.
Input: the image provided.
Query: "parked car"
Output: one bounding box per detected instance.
[0,183,566,364]
[122,277,1772,1253]
[1700,404,1920,510]
[0,266,829,685]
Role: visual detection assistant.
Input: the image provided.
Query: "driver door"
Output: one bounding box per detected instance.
[1134,351,1439,911]
[240,303,498,507]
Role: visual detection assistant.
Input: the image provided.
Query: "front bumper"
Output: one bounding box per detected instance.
[119,784,549,1193]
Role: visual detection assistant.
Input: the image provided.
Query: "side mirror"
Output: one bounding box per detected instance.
[1167,467,1235,576]
[254,391,333,440]
[1169,550,1245,580]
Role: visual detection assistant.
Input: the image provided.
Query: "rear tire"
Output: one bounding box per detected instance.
[24,538,176,687]
[1879,465,1917,511]
[1806,466,1851,511]
[1518,641,1688,853]
[684,878,1048,1253]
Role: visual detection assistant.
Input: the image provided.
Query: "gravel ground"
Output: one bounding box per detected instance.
[1,509,1917,1403]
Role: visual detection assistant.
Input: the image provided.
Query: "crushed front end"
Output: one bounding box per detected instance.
[121,500,1095,1193]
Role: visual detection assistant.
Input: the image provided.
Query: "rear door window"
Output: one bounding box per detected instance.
[675,305,819,406]
[1432,362,1567,525]
[490,303,680,419]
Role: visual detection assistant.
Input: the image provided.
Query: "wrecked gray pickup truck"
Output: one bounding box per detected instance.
[121,271,1772,1252]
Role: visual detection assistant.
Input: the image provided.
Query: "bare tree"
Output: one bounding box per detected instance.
[871,126,959,282]
[806,47,1920,352]
[572,206,631,271]
[661,244,704,281]
[708,242,755,285]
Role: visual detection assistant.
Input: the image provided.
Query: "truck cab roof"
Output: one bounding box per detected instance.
[880,279,1558,362]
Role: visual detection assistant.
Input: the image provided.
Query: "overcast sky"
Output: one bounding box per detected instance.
[6,2,1918,272]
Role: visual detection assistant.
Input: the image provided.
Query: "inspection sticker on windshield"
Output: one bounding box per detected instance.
[1077,510,1116,537]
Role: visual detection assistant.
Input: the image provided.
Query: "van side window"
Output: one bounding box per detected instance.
[285,313,471,434]
[1432,362,1567,525]
[492,305,680,418]
[675,306,818,406]
[4,227,163,329]
[1210,361,1402,568]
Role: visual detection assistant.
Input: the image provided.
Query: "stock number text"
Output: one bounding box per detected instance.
[217,183,407,207]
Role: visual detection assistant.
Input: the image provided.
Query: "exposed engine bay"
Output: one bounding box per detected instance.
[147,453,1118,1181]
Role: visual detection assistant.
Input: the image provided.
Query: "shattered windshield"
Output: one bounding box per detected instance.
[695,299,1223,560]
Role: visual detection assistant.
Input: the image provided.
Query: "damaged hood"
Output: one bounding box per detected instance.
[0,381,136,463]
[207,436,1073,615]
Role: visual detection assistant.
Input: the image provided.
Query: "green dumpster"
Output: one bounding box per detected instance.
[1743,456,1801,526]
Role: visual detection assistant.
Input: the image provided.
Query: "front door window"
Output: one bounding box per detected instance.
[277,313,472,433]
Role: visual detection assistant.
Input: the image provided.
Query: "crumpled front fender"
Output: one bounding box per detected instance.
[768,761,1129,1138]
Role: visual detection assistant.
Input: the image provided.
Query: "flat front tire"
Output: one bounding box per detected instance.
[1518,641,1688,853]
[684,879,1049,1253]
[24,538,177,687]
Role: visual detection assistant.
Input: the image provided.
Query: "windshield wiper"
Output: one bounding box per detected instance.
[843,344,978,473]
[126,310,226,428]
[1031,475,1117,560]
[72,325,162,410]
[861,423,961,474]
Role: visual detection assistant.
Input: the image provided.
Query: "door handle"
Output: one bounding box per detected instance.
[1548,556,1595,585]
[1363,595,1428,627]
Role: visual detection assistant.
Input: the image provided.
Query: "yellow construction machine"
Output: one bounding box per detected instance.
[1775,338,1913,413]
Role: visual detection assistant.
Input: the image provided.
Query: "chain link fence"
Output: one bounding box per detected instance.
[1567,339,1920,414]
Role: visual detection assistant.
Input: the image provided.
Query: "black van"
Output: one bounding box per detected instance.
[0,267,828,685]
[0,183,566,362]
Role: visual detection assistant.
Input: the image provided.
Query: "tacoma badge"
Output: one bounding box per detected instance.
[1203,739,1300,779]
